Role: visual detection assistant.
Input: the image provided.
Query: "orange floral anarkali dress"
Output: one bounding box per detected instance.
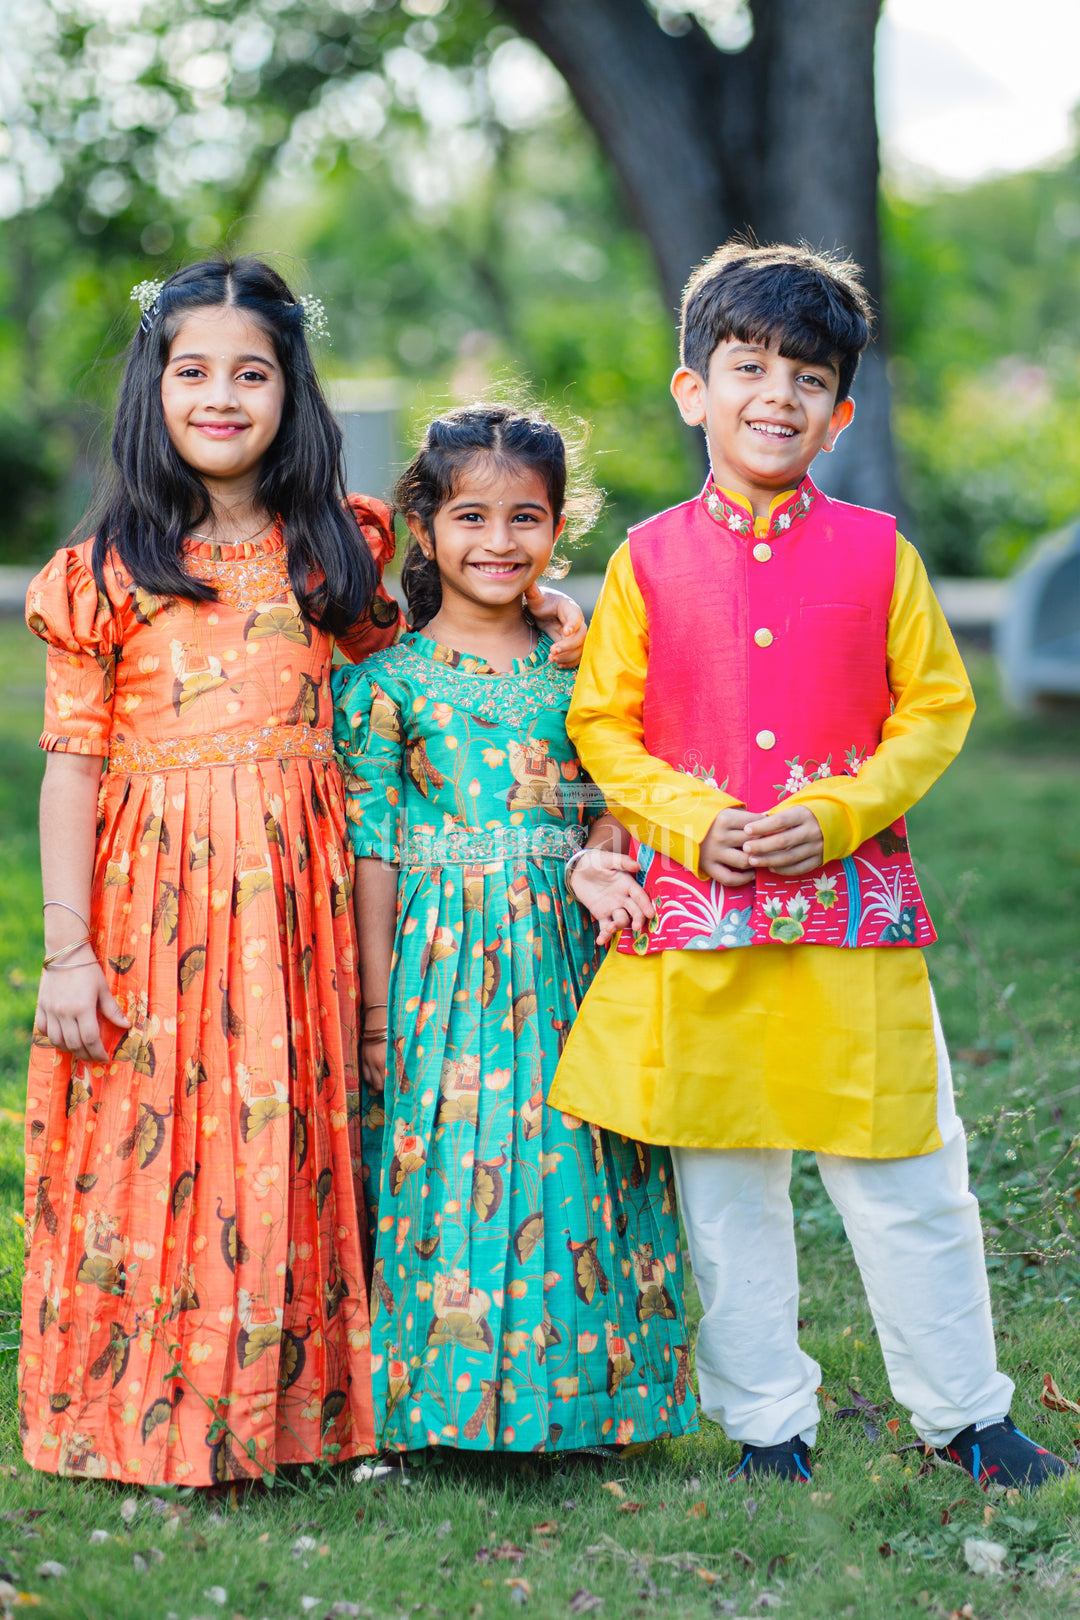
[20,500,398,1485]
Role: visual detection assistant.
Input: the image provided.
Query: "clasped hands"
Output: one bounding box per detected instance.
[699,804,824,885]
[569,803,824,943]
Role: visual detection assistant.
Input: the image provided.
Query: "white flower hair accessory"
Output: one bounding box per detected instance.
[296,295,330,343]
[131,278,166,334]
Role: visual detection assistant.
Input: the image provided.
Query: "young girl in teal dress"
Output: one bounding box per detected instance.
[332,404,696,1453]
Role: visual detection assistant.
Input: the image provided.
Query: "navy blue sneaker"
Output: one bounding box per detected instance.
[728,1433,812,1482]
[936,1416,1069,1491]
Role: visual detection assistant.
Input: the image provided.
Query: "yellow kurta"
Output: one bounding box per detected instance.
[549,506,975,1158]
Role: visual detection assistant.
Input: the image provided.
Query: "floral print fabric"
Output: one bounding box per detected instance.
[332,633,696,1452]
[20,507,398,1484]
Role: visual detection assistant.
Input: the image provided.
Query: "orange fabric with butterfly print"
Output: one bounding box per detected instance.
[19,501,399,1485]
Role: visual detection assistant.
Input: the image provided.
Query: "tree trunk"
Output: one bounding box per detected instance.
[496,0,903,521]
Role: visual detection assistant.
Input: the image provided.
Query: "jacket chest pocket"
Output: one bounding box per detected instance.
[794,603,886,728]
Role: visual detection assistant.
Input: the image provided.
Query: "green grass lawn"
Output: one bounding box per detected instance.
[0,620,1077,1619]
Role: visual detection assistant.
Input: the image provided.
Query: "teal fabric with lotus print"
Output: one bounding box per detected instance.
[331,631,696,1453]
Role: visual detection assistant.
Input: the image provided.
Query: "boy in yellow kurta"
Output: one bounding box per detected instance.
[550,243,1065,1488]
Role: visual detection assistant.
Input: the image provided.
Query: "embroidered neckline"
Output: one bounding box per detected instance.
[404,630,553,676]
[702,478,816,540]
[341,634,573,730]
[184,522,284,563]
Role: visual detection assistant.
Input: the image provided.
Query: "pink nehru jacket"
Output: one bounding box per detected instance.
[616,478,935,956]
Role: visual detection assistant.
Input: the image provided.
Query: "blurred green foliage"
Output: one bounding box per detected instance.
[2,0,1080,575]
[884,137,1080,575]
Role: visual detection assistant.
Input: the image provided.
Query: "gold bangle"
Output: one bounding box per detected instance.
[43,937,93,970]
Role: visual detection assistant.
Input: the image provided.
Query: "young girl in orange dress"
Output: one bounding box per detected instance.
[21,259,584,1487]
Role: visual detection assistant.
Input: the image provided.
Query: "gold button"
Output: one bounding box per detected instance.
[756,729,776,750]
[753,542,772,562]
[754,627,774,648]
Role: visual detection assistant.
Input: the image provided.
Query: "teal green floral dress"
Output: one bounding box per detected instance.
[332,632,696,1453]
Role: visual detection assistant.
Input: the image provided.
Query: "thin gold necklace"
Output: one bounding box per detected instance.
[189,517,274,546]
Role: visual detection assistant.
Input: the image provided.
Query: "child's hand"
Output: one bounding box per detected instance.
[743,804,824,876]
[568,849,654,944]
[523,584,586,668]
[360,1030,387,1095]
[35,956,130,1064]
[699,808,756,885]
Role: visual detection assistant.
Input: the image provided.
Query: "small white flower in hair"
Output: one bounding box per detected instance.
[296,295,330,342]
[130,279,165,315]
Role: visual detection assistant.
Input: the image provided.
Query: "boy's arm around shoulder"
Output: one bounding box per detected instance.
[566,541,743,876]
[781,536,975,862]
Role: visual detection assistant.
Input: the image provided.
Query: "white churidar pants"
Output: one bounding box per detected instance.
[670,996,1015,1448]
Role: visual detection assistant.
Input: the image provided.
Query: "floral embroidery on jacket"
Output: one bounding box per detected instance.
[701,478,816,541]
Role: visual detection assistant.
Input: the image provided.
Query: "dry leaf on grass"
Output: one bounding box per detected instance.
[600,1482,625,1500]
[505,1576,531,1607]
[686,1501,707,1520]
[964,1538,1007,1578]
[87,1530,110,1546]
[33,1564,65,1580]
[695,1569,718,1586]
[1041,1374,1080,1416]
[617,1502,645,1515]
[569,1592,602,1615]
[754,1594,785,1611]
[119,1499,139,1525]
[435,1520,452,1539]
[474,1543,526,1565]
[531,1521,559,1537]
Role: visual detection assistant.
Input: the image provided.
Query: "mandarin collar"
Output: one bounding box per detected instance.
[701,476,817,541]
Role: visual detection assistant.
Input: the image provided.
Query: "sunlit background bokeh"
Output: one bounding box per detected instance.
[2,0,1080,577]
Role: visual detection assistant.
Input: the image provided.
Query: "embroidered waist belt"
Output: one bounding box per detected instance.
[399,823,587,868]
[107,725,335,774]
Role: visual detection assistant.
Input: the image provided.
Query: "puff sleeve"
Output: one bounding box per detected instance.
[335,495,404,664]
[26,545,119,757]
[331,663,405,863]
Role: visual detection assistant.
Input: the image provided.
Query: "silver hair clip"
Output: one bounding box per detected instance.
[296,295,330,343]
[131,278,165,335]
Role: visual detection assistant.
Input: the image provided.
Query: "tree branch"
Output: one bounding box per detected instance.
[496,0,735,308]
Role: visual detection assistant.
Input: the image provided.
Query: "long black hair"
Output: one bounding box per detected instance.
[88,256,377,637]
[396,401,601,629]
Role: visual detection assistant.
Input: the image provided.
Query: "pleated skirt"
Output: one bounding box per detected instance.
[20,754,375,1484]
